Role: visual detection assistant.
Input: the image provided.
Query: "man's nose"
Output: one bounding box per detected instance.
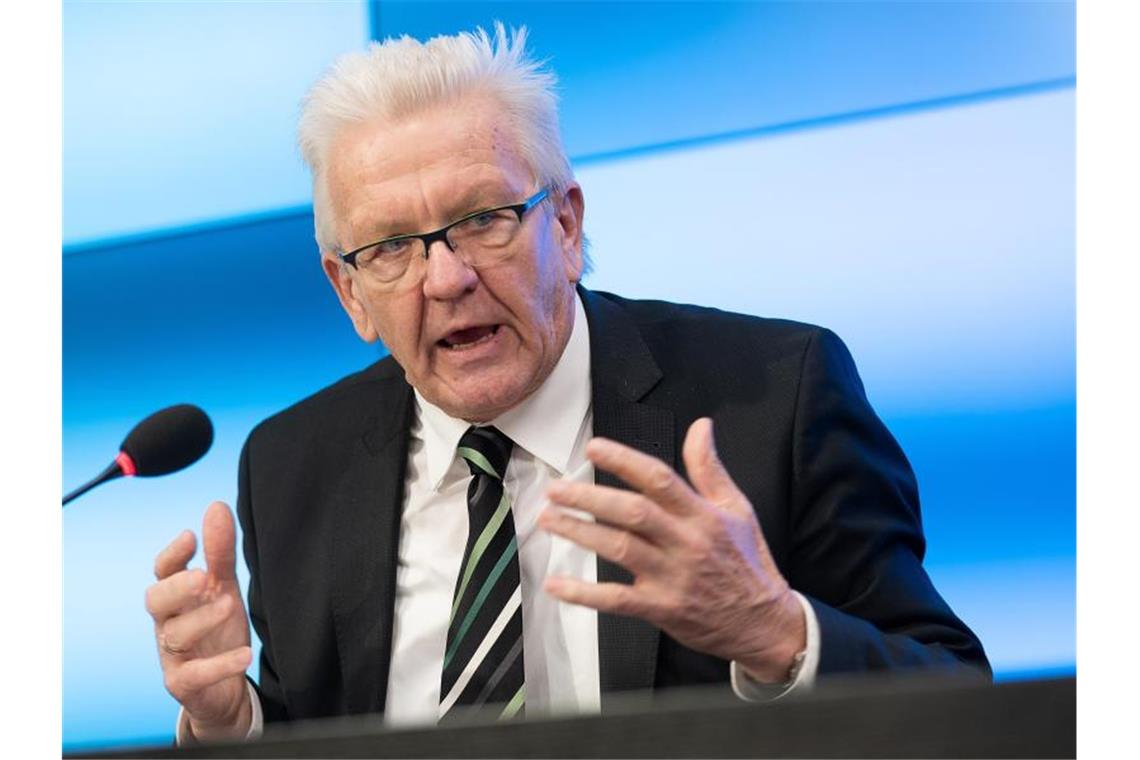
[421,239,478,299]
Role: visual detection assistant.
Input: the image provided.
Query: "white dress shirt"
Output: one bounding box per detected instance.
[385,295,600,724]
[179,294,819,742]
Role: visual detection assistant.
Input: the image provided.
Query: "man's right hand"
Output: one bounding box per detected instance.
[145,501,254,742]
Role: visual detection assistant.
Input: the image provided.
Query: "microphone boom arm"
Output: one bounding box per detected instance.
[62,460,125,507]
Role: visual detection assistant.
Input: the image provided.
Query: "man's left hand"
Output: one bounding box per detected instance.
[538,417,806,683]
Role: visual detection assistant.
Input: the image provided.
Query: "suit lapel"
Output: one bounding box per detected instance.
[581,288,674,705]
[330,373,413,715]
[329,291,674,713]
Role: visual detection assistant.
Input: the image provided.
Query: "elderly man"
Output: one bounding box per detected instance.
[144,26,988,743]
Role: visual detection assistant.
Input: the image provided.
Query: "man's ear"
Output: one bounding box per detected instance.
[321,253,380,343]
[555,183,586,283]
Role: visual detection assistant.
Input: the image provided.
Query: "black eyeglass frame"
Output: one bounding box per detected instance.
[336,187,550,270]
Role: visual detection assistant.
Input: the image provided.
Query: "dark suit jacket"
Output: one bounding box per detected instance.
[237,288,989,723]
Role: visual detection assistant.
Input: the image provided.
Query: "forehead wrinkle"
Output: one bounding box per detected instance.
[369,161,524,242]
[329,97,535,248]
[353,159,523,245]
[341,175,422,248]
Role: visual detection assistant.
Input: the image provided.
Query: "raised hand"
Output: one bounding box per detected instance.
[145,501,253,741]
[539,417,806,683]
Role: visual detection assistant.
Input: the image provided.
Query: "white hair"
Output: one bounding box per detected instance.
[298,23,583,265]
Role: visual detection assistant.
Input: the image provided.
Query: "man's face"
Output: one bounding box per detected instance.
[321,94,585,422]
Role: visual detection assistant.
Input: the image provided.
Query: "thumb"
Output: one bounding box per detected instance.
[202,501,237,583]
[683,418,744,511]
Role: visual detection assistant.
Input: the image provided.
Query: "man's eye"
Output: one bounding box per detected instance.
[459,210,511,232]
[375,238,412,256]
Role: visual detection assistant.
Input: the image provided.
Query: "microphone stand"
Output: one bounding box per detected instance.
[63,461,125,507]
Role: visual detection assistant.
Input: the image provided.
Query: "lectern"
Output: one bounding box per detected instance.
[69,673,1074,758]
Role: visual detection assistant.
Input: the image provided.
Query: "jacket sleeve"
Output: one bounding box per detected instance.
[236,432,291,723]
[787,328,991,679]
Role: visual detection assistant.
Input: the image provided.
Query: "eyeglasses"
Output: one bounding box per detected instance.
[336,188,550,285]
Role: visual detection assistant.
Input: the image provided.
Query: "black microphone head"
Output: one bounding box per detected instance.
[119,404,214,477]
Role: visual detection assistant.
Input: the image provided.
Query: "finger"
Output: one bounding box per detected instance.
[544,577,658,620]
[682,418,745,510]
[585,438,698,515]
[202,501,237,583]
[154,530,197,580]
[538,508,661,574]
[545,480,683,548]
[158,594,235,656]
[145,568,208,622]
[164,646,252,699]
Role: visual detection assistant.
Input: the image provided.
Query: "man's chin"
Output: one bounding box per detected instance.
[422,376,536,424]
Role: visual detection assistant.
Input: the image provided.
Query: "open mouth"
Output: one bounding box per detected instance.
[438,324,500,350]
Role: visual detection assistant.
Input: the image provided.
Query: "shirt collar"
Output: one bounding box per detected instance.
[414,294,591,490]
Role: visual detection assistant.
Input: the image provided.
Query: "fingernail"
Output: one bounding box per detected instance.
[585,437,612,455]
[704,418,718,453]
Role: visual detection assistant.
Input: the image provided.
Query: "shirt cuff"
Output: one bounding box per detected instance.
[729,590,820,702]
[174,679,264,745]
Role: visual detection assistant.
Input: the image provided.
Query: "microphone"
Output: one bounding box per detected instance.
[62,404,214,506]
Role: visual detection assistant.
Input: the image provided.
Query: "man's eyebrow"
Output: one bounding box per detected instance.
[360,186,510,242]
[446,186,508,217]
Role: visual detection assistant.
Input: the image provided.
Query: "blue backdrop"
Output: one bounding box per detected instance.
[63,1,1075,750]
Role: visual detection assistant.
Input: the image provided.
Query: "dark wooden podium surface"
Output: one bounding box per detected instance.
[70,673,1074,758]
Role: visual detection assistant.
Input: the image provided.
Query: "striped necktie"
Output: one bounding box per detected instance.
[439,426,525,722]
